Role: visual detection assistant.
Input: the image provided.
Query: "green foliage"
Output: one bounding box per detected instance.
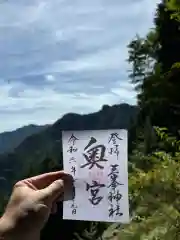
[128,0,180,130]
[127,30,159,88]
[113,1,180,236]
[0,104,137,240]
[104,128,180,240]
[166,0,180,21]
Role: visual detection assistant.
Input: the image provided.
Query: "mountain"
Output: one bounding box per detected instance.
[0,103,138,239]
[0,124,49,154]
[0,103,138,197]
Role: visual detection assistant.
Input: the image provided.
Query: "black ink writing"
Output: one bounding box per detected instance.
[71,201,77,209]
[109,204,123,218]
[71,200,77,215]
[67,133,78,216]
[108,164,123,191]
[67,146,78,153]
[108,133,122,160]
[86,180,105,205]
[68,134,79,145]
[72,209,77,215]
[71,166,76,176]
[108,133,122,144]
[69,157,76,163]
[109,145,120,159]
[67,133,79,153]
[80,137,108,169]
[108,190,122,203]
[108,162,124,218]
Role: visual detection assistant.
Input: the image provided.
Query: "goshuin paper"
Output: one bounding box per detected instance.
[62,129,129,223]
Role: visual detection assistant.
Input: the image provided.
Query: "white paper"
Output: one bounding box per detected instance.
[62,129,129,223]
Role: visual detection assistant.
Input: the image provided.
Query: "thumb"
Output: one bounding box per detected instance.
[40,179,64,203]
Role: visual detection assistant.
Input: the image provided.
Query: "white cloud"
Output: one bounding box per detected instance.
[0,0,160,132]
[0,81,133,132]
[45,74,56,82]
[51,46,127,73]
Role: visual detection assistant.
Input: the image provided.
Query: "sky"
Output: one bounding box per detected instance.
[0,0,160,133]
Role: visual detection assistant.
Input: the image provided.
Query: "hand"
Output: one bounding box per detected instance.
[0,171,73,240]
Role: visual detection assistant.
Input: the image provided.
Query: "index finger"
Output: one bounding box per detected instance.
[23,171,72,190]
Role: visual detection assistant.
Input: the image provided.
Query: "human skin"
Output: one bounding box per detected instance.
[0,171,73,240]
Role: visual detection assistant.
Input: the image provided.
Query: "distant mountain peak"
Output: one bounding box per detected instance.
[0,124,49,154]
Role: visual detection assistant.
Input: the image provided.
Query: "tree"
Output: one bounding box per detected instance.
[128,0,180,131]
[103,128,180,240]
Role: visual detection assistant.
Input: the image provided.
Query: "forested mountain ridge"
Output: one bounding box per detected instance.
[0,103,138,194]
[0,124,49,154]
[0,103,138,240]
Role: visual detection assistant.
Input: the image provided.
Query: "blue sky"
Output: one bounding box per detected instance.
[0,0,160,132]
